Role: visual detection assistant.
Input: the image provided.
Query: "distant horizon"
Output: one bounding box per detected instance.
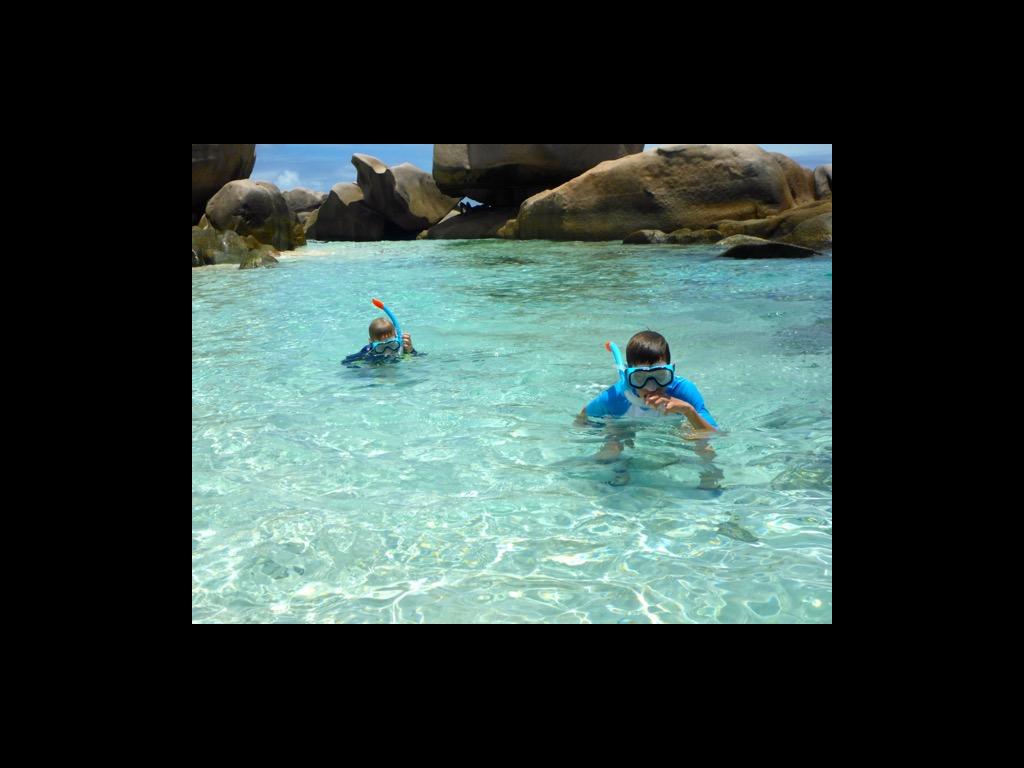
[250,144,832,194]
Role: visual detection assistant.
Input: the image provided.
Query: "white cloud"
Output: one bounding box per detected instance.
[275,170,301,189]
[334,165,358,182]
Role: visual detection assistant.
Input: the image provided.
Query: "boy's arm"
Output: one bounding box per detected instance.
[342,344,371,365]
[675,380,717,430]
[578,387,613,423]
[677,403,717,431]
[644,395,717,430]
[644,382,718,431]
[402,332,416,354]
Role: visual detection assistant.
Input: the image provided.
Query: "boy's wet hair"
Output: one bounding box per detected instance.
[626,331,671,366]
[369,317,395,340]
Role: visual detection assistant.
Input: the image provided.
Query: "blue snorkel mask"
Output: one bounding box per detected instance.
[605,341,676,394]
[370,338,401,354]
[627,364,675,389]
[369,297,403,356]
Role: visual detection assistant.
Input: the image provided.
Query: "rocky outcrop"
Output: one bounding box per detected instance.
[779,212,832,249]
[283,188,327,214]
[425,207,517,239]
[304,182,412,241]
[239,246,280,269]
[666,228,723,244]
[623,229,669,244]
[192,144,256,225]
[353,154,458,232]
[192,226,279,268]
[716,234,774,248]
[496,218,519,239]
[515,144,795,241]
[432,144,645,207]
[720,241,819,259]
[205,180,300,250]
[814,164,832,198]
[771,153,816,205]
[714,199,832,240]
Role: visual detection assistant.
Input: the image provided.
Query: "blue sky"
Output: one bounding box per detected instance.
[251,144,832,193]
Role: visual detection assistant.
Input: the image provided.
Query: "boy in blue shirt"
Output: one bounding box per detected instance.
[343,316,416,364]
[580,331,717,427]
[341,298,418,366]
[578,331,720,485]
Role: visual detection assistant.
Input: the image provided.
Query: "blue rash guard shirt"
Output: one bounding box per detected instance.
[585,377,718,426]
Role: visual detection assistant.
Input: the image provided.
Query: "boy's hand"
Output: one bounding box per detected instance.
[402,332,413,352]
[643,393,694,415]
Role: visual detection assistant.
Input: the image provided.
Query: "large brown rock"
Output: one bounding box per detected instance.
[715,199,832,240]
[666,228,723,244]
[305,182,412,241]
[192,144,256,225]
[780,212,832,249]
[515,144,795,241]
[191,226,278,268]
[239,246,279,269]
[426,207,518,239]
[205,180,299,250]
[496,218,519,239]
[771,153,816,204]
[716,234,773,248]
[814,164,832,198]
[432,144,645,207]
[283,188,327,213]
[720,241,819,259]
[623,230,669,244]
[353,154,458,232]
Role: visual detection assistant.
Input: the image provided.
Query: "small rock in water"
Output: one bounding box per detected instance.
[716,522,758,543]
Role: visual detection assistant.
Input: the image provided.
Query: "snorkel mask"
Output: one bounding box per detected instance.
[627,364,675,389]
[369,298,403,356]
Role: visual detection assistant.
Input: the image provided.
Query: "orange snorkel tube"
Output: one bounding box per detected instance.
[371,298,402,344]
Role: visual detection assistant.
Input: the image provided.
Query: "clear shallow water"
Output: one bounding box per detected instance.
[192,240,832,623]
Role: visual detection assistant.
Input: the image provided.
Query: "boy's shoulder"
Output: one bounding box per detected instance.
[602,379,626,395]
[341,344,373,364]
[669,377,699,395]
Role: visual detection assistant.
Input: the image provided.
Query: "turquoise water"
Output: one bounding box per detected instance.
[192,240,832,623]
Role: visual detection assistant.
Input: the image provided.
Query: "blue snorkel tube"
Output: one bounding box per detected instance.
[605,341,626,385]
[371,297,402,351]
[607,339,648,409]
